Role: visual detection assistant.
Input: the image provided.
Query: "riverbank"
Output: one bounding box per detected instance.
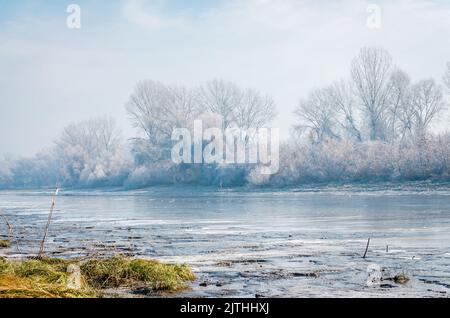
[0,256,195,298]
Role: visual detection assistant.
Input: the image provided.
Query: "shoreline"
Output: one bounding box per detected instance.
[1,180,450,194]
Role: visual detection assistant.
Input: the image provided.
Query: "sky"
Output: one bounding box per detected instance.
[1,0,450,157]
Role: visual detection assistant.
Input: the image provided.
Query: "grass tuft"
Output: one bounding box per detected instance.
[0,256,195,298]
[0,240,11,249]
[0,257,95,298]
[81,256,196,292]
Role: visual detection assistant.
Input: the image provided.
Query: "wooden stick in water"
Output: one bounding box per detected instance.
[1,209,23,255]
[38,187,59,258]
[1,213,12,239]
[363,237,371,259]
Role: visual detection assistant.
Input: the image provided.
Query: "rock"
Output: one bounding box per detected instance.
[380,284,397,289]
[293,272,319,278]
[366,264,382,286]
[199,282,208,287]
[66,264,82,290]
[393,273,410,284]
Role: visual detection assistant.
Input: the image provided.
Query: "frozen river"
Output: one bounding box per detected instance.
[1,184,450,297]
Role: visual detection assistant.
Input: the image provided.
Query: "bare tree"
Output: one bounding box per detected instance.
[410,79,445,141]
[233,89,277,130]
[127,81,198,143]
[351,47,394,141]
[328,80,362,142]
[198,79,242,130]
[294,87,339,143]
[397,94,415,143]
[386,69,411,141]
[57,117,122,157]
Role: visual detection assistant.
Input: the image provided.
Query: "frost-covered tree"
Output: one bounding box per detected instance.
[127,81,199,143]
[232,88,276,130]
[410,79,445,141]
[0,152,59,188]
[351,47,394,141]
[285,47,450,185]
[198,79,276,134]
[328,80,362,142]
[386,69,411,142]
[294,87,339,143]
[0,155,14,188]
[126,81,200,164]
[197,80,242,130]
[55,117,128,187]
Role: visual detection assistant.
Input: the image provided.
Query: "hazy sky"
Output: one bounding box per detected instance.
[1,0,450,156]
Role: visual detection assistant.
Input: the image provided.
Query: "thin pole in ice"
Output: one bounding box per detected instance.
[38,187,59,258]
[363,237,371,259]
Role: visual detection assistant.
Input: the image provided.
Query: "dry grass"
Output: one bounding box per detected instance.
[0,257,95,298]
[0,240,11,249]
[0,256,195,298]
[0,275,96,298]
[81,256,196,292]
[393,273,410,284]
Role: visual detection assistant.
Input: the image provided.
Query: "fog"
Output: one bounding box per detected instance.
[1,0,450,156]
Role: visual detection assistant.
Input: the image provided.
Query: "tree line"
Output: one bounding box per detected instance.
[295,47,446,145]
[1,47,449,189]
